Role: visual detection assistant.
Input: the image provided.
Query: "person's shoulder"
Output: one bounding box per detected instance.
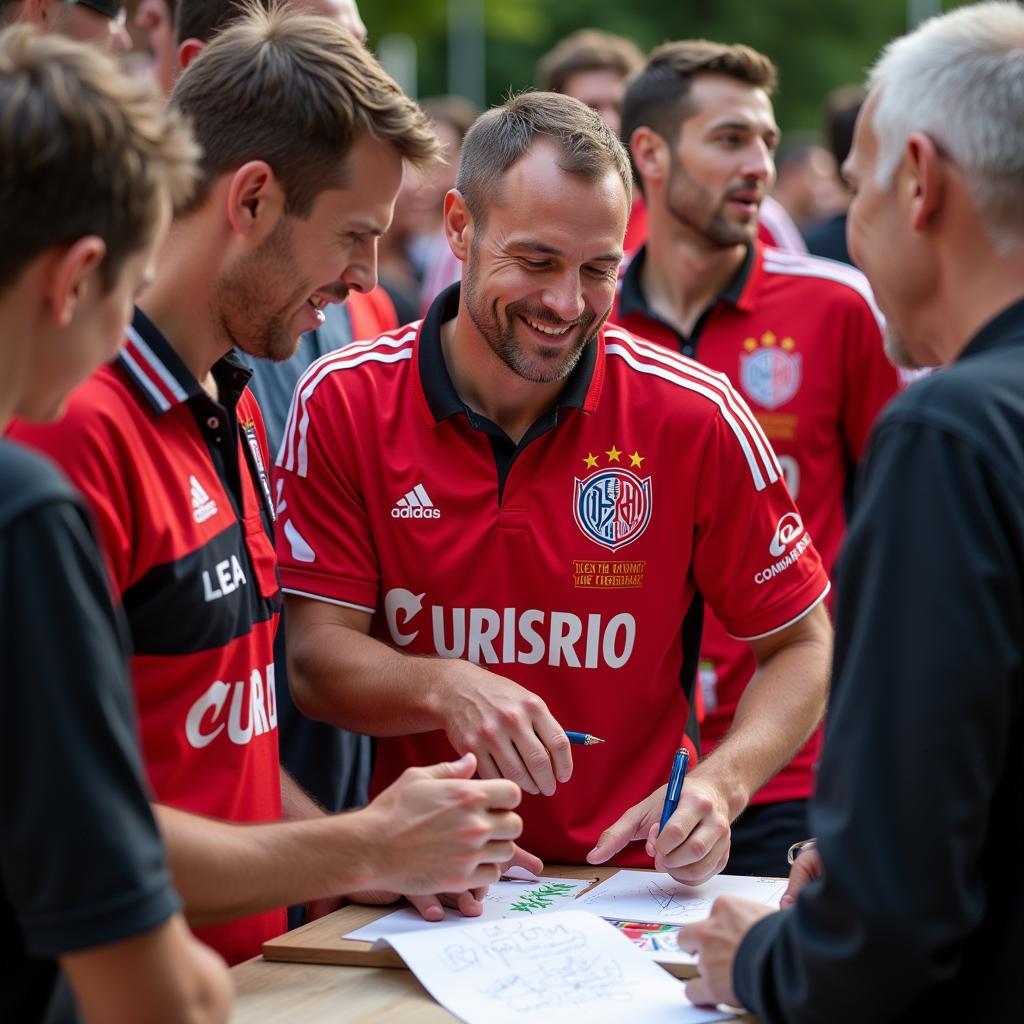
[759,246,882,321]
[876,344,1024,472]
[601,322,746,422]
[0,440,79,529]
[294,322,420,404]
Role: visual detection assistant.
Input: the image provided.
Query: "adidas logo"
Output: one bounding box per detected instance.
[190,474,219,523]
[391,483,441,520]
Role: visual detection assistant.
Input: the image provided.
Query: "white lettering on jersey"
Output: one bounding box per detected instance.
[385,588,425,646]
[202,554,248,602]
[185,664,278,749]
[755,532,813,584]
[391,483,442,520]
[383,588,636,669]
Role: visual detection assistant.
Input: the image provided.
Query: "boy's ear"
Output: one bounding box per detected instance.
[47,237,107,326]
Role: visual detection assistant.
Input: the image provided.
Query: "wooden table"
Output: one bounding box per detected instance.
[230,866,757,1022]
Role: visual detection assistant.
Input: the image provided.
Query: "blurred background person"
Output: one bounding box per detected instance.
[135,0,176,94]
[60,0,130,52]
[770,130,844,236]
[1,0,129,51]
[803,85,866,265]
[413,95,479,313]
[537,27,648,252]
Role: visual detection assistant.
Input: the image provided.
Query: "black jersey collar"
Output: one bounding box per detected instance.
[120,306,253,416]
[959,295,1024,361]
[417,282,597,424]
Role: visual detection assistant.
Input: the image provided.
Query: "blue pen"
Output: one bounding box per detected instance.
[658,748,690,833]
[566,731,605,746]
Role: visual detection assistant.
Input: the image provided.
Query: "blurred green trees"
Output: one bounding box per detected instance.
[363,0,972,132]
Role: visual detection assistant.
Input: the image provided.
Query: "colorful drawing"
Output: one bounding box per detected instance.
[508,882,580,914]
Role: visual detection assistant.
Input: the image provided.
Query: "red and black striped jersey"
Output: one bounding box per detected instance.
[11,308,285,965]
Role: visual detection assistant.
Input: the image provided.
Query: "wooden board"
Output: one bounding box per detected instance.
[261,866,698,979]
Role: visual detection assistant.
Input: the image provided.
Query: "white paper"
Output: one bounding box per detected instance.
[382,909,734,1024]
[345,877,593,943]
[577,871,786,926]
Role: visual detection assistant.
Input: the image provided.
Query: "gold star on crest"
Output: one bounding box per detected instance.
[743,338,758,352]
[781,337,796,351]
[629,450,646,468]
[761,331,777,346]
[583,452,599,469]
[605,445,622,463]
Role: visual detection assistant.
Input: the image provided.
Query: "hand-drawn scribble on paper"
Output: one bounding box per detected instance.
[478,921,587,967]
[480,954,634,1012]
[441,943,481,972]
[507,881,578,914]
[646,880,685,915]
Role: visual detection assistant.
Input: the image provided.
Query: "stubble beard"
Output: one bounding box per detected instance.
[213,218,310,363]
[666,158,758,249]
[462,257,604,384]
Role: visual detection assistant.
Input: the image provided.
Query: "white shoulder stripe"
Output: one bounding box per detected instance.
[125,324,188,402]
[604,339,778,492]
[762,251,885,330]
[119,344,170,412]
[604,329,781,483]
[279,336,415,477]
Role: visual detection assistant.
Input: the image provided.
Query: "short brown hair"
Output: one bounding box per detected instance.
[172,2,440,216]
[621,40,777,159]
[0,25,198,294]
[456,91,632,227]
[537,29,644,94]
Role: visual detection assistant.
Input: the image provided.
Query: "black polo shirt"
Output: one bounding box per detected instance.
[733,297,1024,1022]
[0,441,179,1023]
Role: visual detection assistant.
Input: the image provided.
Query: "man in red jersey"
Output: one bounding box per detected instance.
[11,6,528,965]
[277,90,833,884]
[613,40,901,876]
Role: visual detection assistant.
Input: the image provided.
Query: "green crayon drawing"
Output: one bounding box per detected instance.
[508,882,578,914]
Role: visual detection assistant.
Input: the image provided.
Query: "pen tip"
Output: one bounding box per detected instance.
[592,735,606,744]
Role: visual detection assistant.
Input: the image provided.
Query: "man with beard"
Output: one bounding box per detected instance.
[610,41,902,877]
[275,91,833,883]
[679,4,1024,1018]
[11,5,530,966]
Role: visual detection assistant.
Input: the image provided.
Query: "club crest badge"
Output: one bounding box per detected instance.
[739,332,802,410]
[574,466,652,552]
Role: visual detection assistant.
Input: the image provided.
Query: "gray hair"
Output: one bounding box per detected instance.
[869,1,1024,251]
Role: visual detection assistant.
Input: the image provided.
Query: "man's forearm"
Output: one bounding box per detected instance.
[695,605,831,821]
[286,611,452,735]
[152,803,377,926]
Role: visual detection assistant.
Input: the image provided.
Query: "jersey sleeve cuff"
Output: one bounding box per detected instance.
[726,572,831,641]
[22,876,181,958]
[279,565,378,614]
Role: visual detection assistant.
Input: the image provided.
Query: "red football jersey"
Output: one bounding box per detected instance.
[612,241,900,803]
[275,285,830,865]
[10,310,285,964]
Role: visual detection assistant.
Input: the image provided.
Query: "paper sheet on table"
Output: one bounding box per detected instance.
[578,871,786,926]
[381,909,736,1024]
[345,877,593,943]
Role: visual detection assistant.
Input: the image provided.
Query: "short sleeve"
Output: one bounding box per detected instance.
[9,387,135,594]
[275,381,380,612]
[691,407,829,639]
[0,497,179,956]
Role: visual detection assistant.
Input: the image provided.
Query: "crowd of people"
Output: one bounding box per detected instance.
[2,1,1022,1022]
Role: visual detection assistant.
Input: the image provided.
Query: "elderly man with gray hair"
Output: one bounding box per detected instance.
[678,3,1024,1020]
